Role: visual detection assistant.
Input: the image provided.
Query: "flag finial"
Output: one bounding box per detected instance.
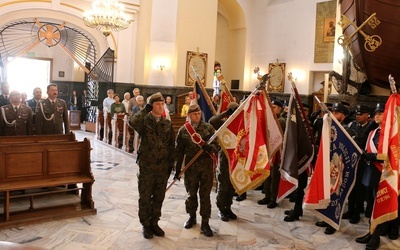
[389,74,397,94]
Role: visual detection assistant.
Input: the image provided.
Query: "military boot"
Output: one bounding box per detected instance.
[151,222,165,237]
[142,226,153,239]
[184,215,196,229]
[201,218,213,237]
[218,211,229,222]
[227,208,237,220]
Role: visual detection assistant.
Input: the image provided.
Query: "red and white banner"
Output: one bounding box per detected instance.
[218,88,231,114]
[218,90,282,194]
[303,113,331,209]
[372,93,400,233]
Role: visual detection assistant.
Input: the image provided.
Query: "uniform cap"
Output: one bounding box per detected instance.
[227,102,239,110]
[373,103,385,114]
[332,102,349,115]
[355,105,370,115]
[271,99,283,108]
[149,92,164,104]
[188,104,201,113]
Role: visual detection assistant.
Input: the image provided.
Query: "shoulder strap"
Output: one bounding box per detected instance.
[184,122,205,147]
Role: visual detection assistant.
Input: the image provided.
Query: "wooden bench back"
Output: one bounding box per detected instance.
[0,139,92,188]
[0,132,76,144]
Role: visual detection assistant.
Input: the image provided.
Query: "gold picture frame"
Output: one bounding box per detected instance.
[185,51,207,86]
[268,62,285,92]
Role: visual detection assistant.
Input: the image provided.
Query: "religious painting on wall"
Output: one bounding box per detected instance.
[267,62,285,92]
[314,1,337,63]
[324,17,336,42]
[185,51,207,86]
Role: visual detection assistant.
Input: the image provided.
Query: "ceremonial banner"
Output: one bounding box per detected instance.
[262,90,284,159]
[277,178,296,203]
[218,83,233,114]
[305,113,361,230]
[278,94,314,202]
[194,81,216,122]
[218,90,282,194]
[216,74,234,114]
[372,93,400,233]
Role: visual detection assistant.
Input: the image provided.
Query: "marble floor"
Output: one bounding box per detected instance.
[0,129,399,250]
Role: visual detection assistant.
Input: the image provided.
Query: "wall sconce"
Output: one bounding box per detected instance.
[154,58,168,71]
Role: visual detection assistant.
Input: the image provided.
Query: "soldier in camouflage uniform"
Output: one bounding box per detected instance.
[129,92,175,239]
[174,104,218,237]
[35,84,69,135]
[209,102,238,222]
[0,90,33,136]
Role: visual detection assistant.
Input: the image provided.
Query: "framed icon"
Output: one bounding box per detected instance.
[185,51,207,86]
[268,62,285,92]
[58,71,65,77]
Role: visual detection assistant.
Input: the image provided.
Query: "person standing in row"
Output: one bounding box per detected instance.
[342,105,377,224]
[128,87,141,114]
[175,104,218,237]
[81,89,90,123]
[129,92,175,239]
[355,103,399,250]
[35,84,69,135]
[209,102,238,222]
[0,82,10,107]
[27,87,42,127]
[0,90,33,136]
[69,90,80,111]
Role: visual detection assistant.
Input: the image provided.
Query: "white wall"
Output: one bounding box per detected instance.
[245,0,336,94]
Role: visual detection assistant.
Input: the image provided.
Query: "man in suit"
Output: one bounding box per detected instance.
[0,90,33,136]
[27,87,42,127]
[27,87,42,112]
[0,82,10,107]
[35,84,69,135]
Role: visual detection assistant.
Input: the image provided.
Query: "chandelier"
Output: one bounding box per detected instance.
[83,0,131,37]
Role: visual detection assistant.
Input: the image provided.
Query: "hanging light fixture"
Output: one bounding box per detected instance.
[83,0,131,37]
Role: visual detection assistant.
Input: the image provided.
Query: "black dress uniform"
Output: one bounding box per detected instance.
[35,98,70,135]
[0,94,10,107]
[0,104,33,136]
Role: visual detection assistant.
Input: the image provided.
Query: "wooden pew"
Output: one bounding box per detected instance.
[0,132,76,144]
[0,137,96,228]
[111,114,125,149]
[96,109,104,141]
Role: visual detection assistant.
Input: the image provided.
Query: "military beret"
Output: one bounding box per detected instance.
[271,99,283,108]
[149,92,165,104]
[355,105,370,115]
[227,102,239,110]
[188,104,201,113]
[373,103,385,114]
[332,102,349,115]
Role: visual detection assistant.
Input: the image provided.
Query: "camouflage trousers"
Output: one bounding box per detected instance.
[184,157,214,218]
[138,163,169,227]
[216,155,234,213]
